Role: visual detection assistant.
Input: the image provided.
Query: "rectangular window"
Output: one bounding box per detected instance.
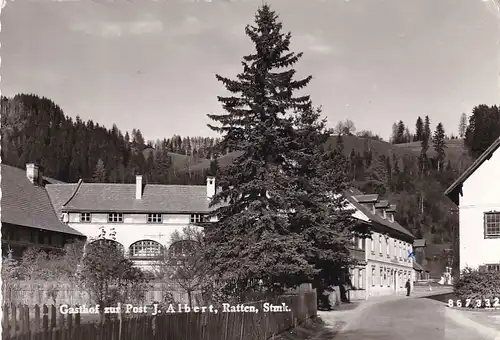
[190,214,208,223]
[485,264,500,272]
[108,213,123,223]
[379,236,382,255]
[147,213,162,223]
[371,235,375,252]
[371,267,375,286]
[484,212,500,238]
[80,213,91,223]
[380,267,383,286]
[358,269,363,289]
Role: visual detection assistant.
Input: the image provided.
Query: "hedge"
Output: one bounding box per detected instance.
[454,267,500,304]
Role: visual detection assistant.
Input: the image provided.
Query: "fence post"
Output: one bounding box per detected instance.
[2,304,9,334]
[23,305,30,334]
[43,304,49,331]
[11,303,17,335]
[51,305,57,329]
[34,305,40,332]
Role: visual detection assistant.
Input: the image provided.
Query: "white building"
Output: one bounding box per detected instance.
[46,174,218,270]
[344,188,416,298]
[445,137,500,273]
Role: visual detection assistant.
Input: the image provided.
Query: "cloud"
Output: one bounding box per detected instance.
[292,33,340,56]
[71,19,163,38]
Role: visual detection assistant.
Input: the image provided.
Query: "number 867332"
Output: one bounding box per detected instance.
[448,297,500,308]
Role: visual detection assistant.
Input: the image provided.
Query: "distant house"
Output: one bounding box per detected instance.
[46,174,218,271]
[1,164,86,259]
[412,239,430,280]
[343,188,416,299]
[445,137,500,273]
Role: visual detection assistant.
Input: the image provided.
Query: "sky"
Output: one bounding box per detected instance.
[1,0,499,141]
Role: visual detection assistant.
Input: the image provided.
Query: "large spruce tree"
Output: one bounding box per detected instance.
[205,5,327,297]
[205,5,361,299]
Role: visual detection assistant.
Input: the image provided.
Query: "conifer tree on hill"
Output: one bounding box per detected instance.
[205,5,360,299]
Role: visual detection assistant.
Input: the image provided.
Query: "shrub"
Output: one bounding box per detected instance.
[454,267,500,304]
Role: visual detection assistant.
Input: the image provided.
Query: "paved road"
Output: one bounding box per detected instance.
[320,295,499,340]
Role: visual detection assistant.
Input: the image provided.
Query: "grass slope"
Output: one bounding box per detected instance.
[169,135,469,172]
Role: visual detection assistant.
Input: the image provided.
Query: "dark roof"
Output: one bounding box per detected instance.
[375,200,389,208]
[413,239,426,248]
[46,182,218,213]
[345,188,414,239]
[43,176,66,184]
[445,137,500,205]
[45,183,78,217]
[386,204,396,212]
[1,165,84,236]
[353,194,378,203]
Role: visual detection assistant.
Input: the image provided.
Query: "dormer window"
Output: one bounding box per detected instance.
[372,204,376,214]
[382,210,386,219]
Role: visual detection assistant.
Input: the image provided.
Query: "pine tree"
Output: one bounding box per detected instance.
[390,122,398,144]
[415,116,423,141]
[208,157,219,176]
[204,5,315,297]
[395,121,405,144]
[432,122,446,172]
[458,113,467,138]
[92,158,107,182]
[423,115,431,144]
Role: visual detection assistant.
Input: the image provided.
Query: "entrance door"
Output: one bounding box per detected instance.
[394,271,397,292]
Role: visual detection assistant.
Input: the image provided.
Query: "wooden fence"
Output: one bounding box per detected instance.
[2,291,317,340]
[3,281,199,307]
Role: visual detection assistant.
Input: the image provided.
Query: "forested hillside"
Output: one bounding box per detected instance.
[0,94,225,185]
[2,93,498,277]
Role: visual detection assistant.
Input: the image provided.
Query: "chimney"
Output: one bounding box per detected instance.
[136,175,143,199]
[207,176,215,199]
[26,163,41,185]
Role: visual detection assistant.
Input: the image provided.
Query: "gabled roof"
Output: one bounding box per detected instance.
[344,188,414,239]
[444,137,500,205]
[46,182,218,213]
[1,165,84,236]
[375,200,390,208]
[352,194,378,203]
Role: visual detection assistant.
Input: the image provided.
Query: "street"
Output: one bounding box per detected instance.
[320,295,499,340]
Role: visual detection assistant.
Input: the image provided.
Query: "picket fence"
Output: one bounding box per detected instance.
[2,291,317,340]
[4,281,199,307]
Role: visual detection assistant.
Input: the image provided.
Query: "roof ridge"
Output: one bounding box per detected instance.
[445,136,500,203]
[63,179,84,207]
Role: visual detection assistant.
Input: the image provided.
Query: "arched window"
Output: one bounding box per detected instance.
[168,240,200,258]
[87,239,124,253]
[129,240,163,259]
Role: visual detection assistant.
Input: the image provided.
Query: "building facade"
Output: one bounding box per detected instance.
[46,174,218,270]
[1,164,86,259]
[345,188,416,298]
[445,137,500,273]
